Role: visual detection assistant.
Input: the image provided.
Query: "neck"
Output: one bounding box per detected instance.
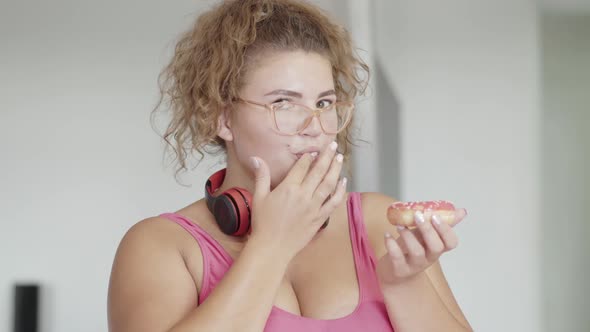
[215,152,256,195]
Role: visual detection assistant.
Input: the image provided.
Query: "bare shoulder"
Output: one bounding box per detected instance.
[117,216,192,248]
[107,216,201,332]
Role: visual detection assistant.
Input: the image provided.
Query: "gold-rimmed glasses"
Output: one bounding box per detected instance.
[237,98,355,136]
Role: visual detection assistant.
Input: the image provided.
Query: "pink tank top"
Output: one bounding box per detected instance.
[159,192,395,332]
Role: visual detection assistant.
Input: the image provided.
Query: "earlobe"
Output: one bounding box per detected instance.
[217,108,233,141]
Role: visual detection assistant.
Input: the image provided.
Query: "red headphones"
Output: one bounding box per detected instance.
[205,168,253,236]
[205,168,330,237]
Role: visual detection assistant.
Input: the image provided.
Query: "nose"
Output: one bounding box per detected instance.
[300,114,323,137]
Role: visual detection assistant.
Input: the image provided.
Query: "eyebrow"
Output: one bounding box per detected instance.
[264,89,336,99]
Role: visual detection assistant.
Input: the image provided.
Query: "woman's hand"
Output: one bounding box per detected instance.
[376,209,467,287]
[247,141,347,261]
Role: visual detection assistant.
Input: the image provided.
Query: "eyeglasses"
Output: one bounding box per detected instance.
[237,98,355,136]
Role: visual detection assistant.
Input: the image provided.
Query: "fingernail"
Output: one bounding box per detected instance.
[250,156,260,169]
[432,214,441,225]
[415,211,425,224]
[330,141,338,150]
[455,208,467,220]
[341,177,348,186]
[310,152,318,158]
[336,154,343,162]
[385,232,393,238]
[396,225,406,231]
[462,208,468,217]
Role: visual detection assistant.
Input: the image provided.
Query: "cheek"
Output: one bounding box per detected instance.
[245,135,296,187]
[232,119,292,167]
[232,113,271,148]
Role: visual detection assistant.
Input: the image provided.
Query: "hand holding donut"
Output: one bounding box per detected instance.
[386,200,466,227]
[377,200,468,286]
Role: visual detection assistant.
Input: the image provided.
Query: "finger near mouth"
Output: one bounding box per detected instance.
[294,153,320,168]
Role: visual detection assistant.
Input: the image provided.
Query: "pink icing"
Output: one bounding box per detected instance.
[390,200,455,211]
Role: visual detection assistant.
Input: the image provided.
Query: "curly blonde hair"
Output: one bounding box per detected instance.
[151,0,369,180]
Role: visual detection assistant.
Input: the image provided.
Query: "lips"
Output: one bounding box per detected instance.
[293,147,321,159]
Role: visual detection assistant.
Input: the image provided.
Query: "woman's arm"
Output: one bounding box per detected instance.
[361,192,473,332]
[107,217,289,332]
[380,266,472,331]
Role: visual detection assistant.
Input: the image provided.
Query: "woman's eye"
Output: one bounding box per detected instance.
[272,98,291,104]
[316,99,333,108]
[272,99,294,111]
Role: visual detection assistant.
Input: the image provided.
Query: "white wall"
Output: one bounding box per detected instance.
[540,13,590,332]
[541,0,590,13]
[0,1,220,331]
[371,1,541,331]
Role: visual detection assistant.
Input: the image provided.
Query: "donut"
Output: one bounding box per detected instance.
[387,200,458,227]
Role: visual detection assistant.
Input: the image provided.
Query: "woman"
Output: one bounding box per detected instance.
[107,1,472,331]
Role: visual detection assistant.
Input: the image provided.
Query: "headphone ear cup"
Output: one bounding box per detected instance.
[204,168,254,237]
[232,188,253,236]
[212,188,252,236]
[224,188,252,236]
[210,194,241,236]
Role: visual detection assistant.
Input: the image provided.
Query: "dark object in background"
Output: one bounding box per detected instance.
[13,284,39,332]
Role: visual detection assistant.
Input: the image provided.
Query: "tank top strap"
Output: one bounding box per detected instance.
[346,192,385,302]
[158,212,233,303]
